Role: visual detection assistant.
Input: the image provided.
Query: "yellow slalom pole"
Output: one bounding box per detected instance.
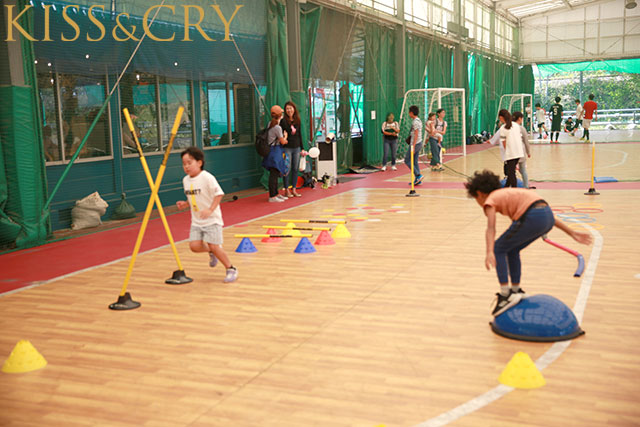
[262,225,331,231]
[235,234,313,238]
[584,140,600,196]
[406,140,419,197]
[279,219,346,224]
[122,109,190,282]
[118,107,185,297]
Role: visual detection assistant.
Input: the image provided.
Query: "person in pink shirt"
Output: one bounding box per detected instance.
[465,170,592,316]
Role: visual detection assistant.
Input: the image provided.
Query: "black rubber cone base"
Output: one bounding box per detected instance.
[109,292,141,310]
[165,270,193,285]
[584,187,600,195]
[406,190,420,197]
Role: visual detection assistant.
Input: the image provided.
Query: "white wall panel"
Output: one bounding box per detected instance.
[521,0,640,63]
[600,21,623,37]
[523,26,547,42]
[599,36,623,54]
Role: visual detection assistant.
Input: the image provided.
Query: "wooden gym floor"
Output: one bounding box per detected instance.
[1,139,639,426]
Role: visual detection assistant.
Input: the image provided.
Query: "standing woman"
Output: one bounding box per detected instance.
[263,105,288,203]
[280,101,302,197]
[381,112,399,171]
[498,109,524,188]
[431,108,447,171]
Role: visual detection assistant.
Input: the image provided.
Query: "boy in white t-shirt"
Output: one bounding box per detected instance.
[176,147,238,283]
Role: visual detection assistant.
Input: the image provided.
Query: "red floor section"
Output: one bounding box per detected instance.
[1,142,637,295]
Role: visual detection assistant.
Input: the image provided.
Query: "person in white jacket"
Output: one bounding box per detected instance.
[498,109,524,188]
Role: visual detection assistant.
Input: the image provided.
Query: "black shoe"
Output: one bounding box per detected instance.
[490,291,523,316]
[513,288,527,298]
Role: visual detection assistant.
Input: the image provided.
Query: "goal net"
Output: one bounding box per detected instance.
[494,94,534,138]
[398,88,466,160]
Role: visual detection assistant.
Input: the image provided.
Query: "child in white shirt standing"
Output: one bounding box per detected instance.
[176,146,238,283]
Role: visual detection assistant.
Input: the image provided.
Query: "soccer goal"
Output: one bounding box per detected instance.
[398,88,467,157]
[494,94,534,137]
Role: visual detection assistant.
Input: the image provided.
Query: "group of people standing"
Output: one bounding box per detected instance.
[535,94,598,143]
[380,106,448,186]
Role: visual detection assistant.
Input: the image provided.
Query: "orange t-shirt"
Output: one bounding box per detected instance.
[484,188,543,221]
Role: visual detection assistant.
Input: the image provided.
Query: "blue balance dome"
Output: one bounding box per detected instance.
[490,294,585,342]
[500,177,525,188]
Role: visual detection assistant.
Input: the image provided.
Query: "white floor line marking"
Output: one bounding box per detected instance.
[416,224,603,427]
[1,192,348,297]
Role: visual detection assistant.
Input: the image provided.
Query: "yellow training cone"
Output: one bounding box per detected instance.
[285,222,296,229]
[331,224,351,238]
[2,340,47,374]
[288,229,302,236]
[498,351,545,389]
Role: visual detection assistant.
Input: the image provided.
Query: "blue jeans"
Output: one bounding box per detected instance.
[404,142,422,177]
[494,204,554,284]
[429,137,440,166]
[519,158,529,188]
[283,146,301,189]
[383,138,397,166]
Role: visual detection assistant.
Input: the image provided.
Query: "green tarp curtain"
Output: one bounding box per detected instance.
[298,4,322,151]
[363,22,398,165]
[535,58,640,77]
[426,42,452,89]
[0,0,48,248]
[518,64,535,96]
[453,47,470,135]
[261,0,290,190]
[405,34,428,90]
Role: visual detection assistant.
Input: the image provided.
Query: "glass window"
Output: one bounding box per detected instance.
[120,72,159,154]
[59,74,111,159]
[200,82,229,147]
[232,83,259,146]
[38,73,62,163]
[158,77,193,150]
[465,1,474,21]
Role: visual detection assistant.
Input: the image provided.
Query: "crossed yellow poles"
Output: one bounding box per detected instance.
[109,107,192,311]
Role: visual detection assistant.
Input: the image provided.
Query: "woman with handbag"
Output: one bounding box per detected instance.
[262,105,289,202]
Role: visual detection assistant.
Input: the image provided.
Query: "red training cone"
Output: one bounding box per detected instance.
[315,230,335,245]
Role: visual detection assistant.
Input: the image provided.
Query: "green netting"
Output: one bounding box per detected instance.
[397,89,466,161]
[29,0,266,83]
[536,58,640,78]
[494,94,533,135]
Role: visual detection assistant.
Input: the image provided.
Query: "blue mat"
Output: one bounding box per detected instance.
[594,176,618,183]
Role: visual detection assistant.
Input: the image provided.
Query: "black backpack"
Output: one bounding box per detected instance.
[255,127,270,157]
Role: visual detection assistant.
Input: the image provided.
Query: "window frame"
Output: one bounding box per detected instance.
[40,71,114,165]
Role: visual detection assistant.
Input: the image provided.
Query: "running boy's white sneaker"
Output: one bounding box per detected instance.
[391,165,397,170]
[224,267,238,283]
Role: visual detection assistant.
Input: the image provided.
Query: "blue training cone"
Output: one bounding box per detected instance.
[235,237,257,253]
[294,237,316,254]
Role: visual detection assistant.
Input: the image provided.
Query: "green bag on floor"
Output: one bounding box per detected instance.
[111,193,136,220]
